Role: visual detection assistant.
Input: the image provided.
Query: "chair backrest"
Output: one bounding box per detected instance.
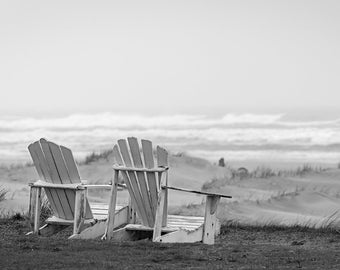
[28,138,92,220]
[113,137,168,227]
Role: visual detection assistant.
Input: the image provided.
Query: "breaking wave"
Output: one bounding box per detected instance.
[1,112,340,164]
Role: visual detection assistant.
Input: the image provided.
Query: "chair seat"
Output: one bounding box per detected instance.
[45,203,126,224]
[124,215,205,232]
[90,203,125,220]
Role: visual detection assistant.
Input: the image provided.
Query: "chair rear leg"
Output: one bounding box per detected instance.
[29,186,42,234]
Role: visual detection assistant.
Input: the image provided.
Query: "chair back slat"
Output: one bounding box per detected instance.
[29,140,66,219]
[156,145,169,225]
[114,138,169,228]
[127,137,154,225]
[141,139,158,216]
[112,144,137,208]
[28,142,61,218]
[28,139,93,220]
[114,141,151,226]
[128,137,143,166]
[48,142,72,183]
[49,142,92,218]
[29,142,53,182]
[40,139,74,219]
[60,146,81,182]
[157,146,169,168]
[48,141,82,218]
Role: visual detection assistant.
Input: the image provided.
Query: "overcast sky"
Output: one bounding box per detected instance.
[1,0,339,117]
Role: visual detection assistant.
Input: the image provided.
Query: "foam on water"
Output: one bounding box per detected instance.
[1,112,340,165]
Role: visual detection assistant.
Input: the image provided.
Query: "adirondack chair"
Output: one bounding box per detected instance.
[27,138,130,239]
[102,137,231,244]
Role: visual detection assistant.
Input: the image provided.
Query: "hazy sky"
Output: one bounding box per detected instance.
[1,0,340,117]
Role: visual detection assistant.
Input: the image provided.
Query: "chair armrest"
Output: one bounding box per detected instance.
[83,184,111,189]
[29,180,128,191]
[162,186,232,199]
[112,165,169,173]
[83,183,127,190]
[29,180,84,190]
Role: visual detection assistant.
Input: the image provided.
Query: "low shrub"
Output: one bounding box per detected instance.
[40,198,53,222]
[0,185,8,202]
[81,149,113,165]
[202,164,327,191]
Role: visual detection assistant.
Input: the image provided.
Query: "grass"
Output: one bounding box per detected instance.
[202,164,327,191]
[0,161,33,170]
[80,149,114,165]
[40,198,53,222]
[1,217,340,269]
[0,185,8,202]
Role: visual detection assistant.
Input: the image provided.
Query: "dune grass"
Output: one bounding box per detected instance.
[202,164,327,191]
[0,185,8,202]
[80,149,114,165]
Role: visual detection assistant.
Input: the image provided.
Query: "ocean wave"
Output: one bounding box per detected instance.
[0,112,340,164]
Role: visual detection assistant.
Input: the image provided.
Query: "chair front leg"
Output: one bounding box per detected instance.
[73,189,86,235]
[203,195,220,245]
[102,169,119,241]
[153,187,166,242]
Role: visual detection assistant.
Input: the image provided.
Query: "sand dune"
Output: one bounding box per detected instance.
[0,153,230,212]
[219,190,340,227]
[1,153,340,229]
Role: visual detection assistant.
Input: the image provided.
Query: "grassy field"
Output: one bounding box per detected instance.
[1,217,340,269]
[2,153,340,269]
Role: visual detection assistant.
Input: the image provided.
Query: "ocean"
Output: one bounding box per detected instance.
[1,112,340,167]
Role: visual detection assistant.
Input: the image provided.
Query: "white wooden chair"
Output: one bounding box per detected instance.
[27,138,130,239]
[103,137,231,244]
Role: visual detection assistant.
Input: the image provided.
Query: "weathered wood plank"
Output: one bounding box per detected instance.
[107,227,135,241]
[156,146,168,168]
[112,145,142,222]
[31,180,83,189]
[40,139,73,220]
[158,171,168,226]
[153,187,166,241]
[128,137,154,225]
[117,140,151,226]
[60,145,81,182]
[48,142,72,183]
[112,166,168,172]
[165,186,232,198]
[157,146,169,226]
[28,142,52,182]
[141,139,158,216]
[49,141,92,219]
[126,224,175,233]
[29,141,64,219]
[155,226,204,243]
[73,189,85,235]
[203,195,220,245]
[104,170,119,241]
[28,142,58,215]
[31,186,41,234]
